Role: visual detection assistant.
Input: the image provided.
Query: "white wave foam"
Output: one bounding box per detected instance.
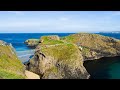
[18,54,33,58]
[16,49,35,57]
[17,49,35,53]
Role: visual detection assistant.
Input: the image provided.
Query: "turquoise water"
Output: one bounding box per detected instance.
[84,56,120,79]
[109,62,120,79]
[83,33,120,79]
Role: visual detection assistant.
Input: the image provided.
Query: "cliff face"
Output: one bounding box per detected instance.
[27,36,89,79]
[26,33,120,79]
[61,33,120,60]
[0,40,25,79]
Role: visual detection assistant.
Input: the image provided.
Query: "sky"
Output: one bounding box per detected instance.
[0,11,120,33]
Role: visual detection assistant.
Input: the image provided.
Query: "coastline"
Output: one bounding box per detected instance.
[1,33,120,79]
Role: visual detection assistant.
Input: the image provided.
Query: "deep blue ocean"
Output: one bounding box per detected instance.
[0,32,120,79]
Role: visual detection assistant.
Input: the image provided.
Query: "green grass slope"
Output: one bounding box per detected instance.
[0,45,25,79]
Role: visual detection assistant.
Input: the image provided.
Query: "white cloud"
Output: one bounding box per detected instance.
[59,17,69,21]
[0,18,110,32]
[0,11,120,33]
[112,11,120,16]
[7,11,24,15]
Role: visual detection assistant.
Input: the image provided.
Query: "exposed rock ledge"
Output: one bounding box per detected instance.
[25,33,120,79]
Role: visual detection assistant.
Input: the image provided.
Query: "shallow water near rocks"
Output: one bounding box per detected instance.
[84,56,120,79]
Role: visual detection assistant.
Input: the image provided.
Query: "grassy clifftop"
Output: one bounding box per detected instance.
[0,41,25,79]
[25,33,120,61]
[40,43,82,65]
[37,35,82,65]
[61,33,120,60]
[28,36,89,79]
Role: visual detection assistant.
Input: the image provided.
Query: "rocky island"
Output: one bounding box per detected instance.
[24,39,40,47]
[1,33,120,79]
[24,33,120,79]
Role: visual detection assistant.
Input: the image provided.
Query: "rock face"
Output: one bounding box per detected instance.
[25,39,40,47]
[26,33,120,79]
[27,36,89,79]
[61,33,120,60]
[0,40,25,79]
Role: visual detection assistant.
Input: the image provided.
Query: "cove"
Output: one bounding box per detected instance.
[83,56,120,79]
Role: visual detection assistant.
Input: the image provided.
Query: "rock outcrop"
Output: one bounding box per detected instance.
[25,33,120,79]
[25,35,60,47]
[27,36,89,79]
[40,35,60,42]
[25,39,40,47]
[61,33,120,60]
[0,40,25,79]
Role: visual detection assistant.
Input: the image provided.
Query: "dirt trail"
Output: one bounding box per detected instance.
[25,70,40,79]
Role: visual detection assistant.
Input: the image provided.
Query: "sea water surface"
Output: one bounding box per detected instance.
[0,32,120,79]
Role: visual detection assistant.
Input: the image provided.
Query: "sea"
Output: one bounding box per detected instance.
[0,32,120,79]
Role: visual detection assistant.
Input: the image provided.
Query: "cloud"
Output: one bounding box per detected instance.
[7,11,24,15]
[0,18,111,32]
[59,17,69,21]
[107,11,120,17]
[0,11,120,33]
[113,11,120,16]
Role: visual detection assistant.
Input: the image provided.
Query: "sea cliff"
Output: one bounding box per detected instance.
[25,33,120,79]
[61,33,120,60]
[27,39,89,79]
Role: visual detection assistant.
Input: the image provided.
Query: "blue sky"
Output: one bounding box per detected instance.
[0,11,120,33]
